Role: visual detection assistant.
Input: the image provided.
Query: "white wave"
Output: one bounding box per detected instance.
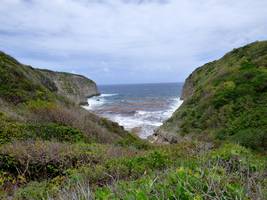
[83,96,183,138]
[82,93,118,110]
[100,93,118,97]
[104,98,183,138]
[105,114,159,138]
[162,97,183,118]
[83,96,105,110]
[135,97,183,120]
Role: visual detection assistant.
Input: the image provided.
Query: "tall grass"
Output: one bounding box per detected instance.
[48,181,93,200]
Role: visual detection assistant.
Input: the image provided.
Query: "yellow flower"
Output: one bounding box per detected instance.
[193,195,203,200]
[176,167,185,173]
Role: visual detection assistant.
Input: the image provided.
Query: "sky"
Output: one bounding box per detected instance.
[0,0,267,85]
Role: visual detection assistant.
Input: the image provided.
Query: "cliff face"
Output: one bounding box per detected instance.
[0,51,99,106]
[154,41,267,151]
[39,70,99,105]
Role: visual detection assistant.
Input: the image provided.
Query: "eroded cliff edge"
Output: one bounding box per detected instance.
[152,41,267,151]
[39,69,99,105]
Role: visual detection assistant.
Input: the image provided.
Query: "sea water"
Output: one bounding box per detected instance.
[83,83,183,138]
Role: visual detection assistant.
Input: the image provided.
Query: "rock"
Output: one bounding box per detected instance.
[39,69,100,105]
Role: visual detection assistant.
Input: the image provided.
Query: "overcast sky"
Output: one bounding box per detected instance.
[0,0,267,84]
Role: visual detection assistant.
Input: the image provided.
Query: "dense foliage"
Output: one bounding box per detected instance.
[160,41,267,151]
[0,52,56,105]
[2,142,265,200]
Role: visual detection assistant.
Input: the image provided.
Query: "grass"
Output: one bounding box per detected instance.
[9,143,266,200]
[159,41,267,151]
[0,52,55,105]
[0,113,87,144]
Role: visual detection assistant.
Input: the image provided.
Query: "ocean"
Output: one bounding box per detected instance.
[83,82,183,138]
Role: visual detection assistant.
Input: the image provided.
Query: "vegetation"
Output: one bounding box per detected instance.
[4,143,266,200]
[0,42,266,199]
[0,52,54,105]
[159,41,267,151]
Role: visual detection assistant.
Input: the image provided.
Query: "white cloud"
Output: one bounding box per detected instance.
[0,0,266,84]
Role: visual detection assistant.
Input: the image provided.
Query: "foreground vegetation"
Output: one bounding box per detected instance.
[0,42,266,199]
[1,141,266,199]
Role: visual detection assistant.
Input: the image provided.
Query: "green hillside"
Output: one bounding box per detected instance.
[0,51,56,105]
[156,41,267,151]
[0,48,266,200]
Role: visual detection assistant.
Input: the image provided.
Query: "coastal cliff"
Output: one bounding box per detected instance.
[153,41,267,151]
[0,51,99,106]
[39,69,99,105]
[0,51,134,144]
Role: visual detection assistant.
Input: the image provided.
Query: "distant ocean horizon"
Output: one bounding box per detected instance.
[83,82,183,138]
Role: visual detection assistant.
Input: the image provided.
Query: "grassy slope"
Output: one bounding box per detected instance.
[0,52,148,198]
[157,41,267,151]
[0,51,56,105]
[0,51,133,144]
[0,48,266,200]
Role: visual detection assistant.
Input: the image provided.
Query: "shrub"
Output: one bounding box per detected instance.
[232,128,267,151]
[11,143,266,200]
[94,167,248,200]
[94,144,266,200]
[105,150,169,180]
[0,141,107,180]
[26,101,130,144]
[208,143,266,172]
[117,133,151,150]
[14,181,51,200]
[23,123,88,143]
[0,120,88,144]
[0,60,52,105]
[48,180,93,200]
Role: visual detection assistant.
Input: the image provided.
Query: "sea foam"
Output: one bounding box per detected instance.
[84,95,183,138]
[83,93,117,110]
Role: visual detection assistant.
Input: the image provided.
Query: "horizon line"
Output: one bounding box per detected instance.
[98,81,184,86]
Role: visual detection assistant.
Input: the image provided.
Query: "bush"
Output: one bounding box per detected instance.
[14,181,51,200]
[117,133,151,150]
[26,101,130,144]
[94,167,248,200]
[0,58,52,105]
[0,141,107,181]
[232,128,267,151]
[208,143,265,171]
[23,123,88,143]
[105,150,169,180]
[0,120,88,144]
[10,143,266,200]
[94,144,266,200]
